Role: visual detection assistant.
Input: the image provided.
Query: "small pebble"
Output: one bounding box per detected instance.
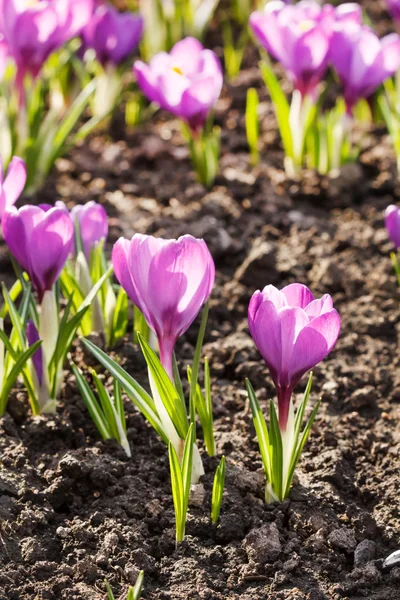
[383,549,400,572]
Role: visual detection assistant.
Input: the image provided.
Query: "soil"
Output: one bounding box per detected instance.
[1,1,400,599]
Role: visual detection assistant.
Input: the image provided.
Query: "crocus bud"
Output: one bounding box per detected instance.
[0,0,94,77]
[2,204,74,301]
[134,37,223,131]
[248,283,340,432]
[387,0,400,21]
[0,156,26,220]
[82,3,143,66]
[112,233,215,379]
[330,23,400,114]
[71,201,108,260]
[0,38,8,81]
[250,0,335,98]
[385,205,400,249]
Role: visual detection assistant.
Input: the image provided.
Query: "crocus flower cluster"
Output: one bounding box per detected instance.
[82,3,143,66]
[113,233,215,379]
[0,0,94,78]
[134,37,223,131]
[250,1,362,99]
[249,283,340,431]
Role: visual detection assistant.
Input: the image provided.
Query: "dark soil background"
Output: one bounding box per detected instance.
[1,1,400,599]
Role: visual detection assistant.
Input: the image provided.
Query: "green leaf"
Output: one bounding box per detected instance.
[110,286,128,346]
[129,570,144,600]
[2,282,26,350]
[0,278,22,319]
[81,337,168,444]
[138,333,188,439]
[92,370,120,440]
[246,88,260,165]
[260,61,293,157]
[114,379,126,433]
[169,423,195,544]
[246,378,272,483]
[105,580,116,600]
[211,455,226,524]
[269,400,283,500]
[46,79,96,170]
[189,303,209,425]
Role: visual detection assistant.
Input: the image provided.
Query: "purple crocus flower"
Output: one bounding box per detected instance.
[330,23,400,114]
[0,0,94,78]
[71,201,108,260]
[248,283,340,432]
[387,0,400,21]
[0,156,26,220]
[26,319,43,386]
[112,233,215,379]
[2,204,74,301]
[82,3,143,66]
[385,205,400,249]
[249,0,335,97]
[134,37,223,131]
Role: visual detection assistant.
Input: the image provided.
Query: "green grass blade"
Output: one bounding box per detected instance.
[92,370,120,440]
[72,363,110,440]
[105,580,116,600]
[129,570,144,600]
[211,455,226,524]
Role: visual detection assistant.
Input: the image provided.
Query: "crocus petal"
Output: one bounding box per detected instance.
[28,208,74,298]
[381,33,400,74]
[248,294,282,384]
[112,237,141,308]
[169,36,203,76]
[304,294,333,318]
[278,306,309,386]
[134,59,162,105]
[71,201,108,259]
[146,236,214,339]
[290,309,341,382]
[2,205,41,272]
[2,155,26,209]
[281,283,314,308]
